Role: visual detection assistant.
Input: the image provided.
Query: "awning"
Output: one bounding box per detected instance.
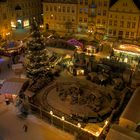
[0,78,28,95]
[0,82,23,95]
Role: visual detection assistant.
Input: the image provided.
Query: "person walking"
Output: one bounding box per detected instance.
[23,124,28,132]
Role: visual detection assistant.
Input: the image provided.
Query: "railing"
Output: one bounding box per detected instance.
[29,103,97,140]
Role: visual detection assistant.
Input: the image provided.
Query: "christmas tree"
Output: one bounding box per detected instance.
[25,19,49,79]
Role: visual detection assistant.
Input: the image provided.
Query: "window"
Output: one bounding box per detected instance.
[109,29,112,35]
[72,7,75,13]
[97,19,100,24]
[114,20,117,26]
[109,20,112,26]
[63,7,65,12]
[127,21,131,28]
[54,15,57,20]
[119,31,123,36]
[50,6,52,12]
[72,17,75,22]
[80,0,83,4]
[104,1,107,6]
[131,32,134,37]
[132,22,136,28]
[120,21,124,27]
[67,7,70,13]
[79,17,82,22]
[85,8,88,14]
[79,8,82,13]
[85,0,88,5]
[98,1,102,6]
[125,32,129,38]
[54,6,57,12]
[102,20,105,25]
[46,5,48,11]
[113,30,116,36]
[84,18,87,22]
[110,14,112,18]
[98,9,101,15]
[3,13,7,19]
[103,10,106,16]
[63,16,65,21]
[58,6,61,12]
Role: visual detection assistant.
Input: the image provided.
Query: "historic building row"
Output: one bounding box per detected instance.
[43,0,140,41]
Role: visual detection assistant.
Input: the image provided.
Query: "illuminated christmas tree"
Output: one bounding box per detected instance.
[25,19,49,79]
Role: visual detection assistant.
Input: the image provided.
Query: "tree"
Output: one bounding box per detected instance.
[25,19,50,79]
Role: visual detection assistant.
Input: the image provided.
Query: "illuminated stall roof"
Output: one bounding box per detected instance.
[67,39,83,48]
[113,44,140,56]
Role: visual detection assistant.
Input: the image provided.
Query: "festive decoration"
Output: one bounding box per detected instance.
[25,19,50,79]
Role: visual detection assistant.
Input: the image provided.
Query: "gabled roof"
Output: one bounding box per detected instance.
[110,0,140,12]
[110,0,140,10]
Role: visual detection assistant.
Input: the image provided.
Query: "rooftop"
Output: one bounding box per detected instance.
[120,87,140,124]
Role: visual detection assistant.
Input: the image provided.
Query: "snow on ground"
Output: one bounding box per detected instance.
[0,102,74,140]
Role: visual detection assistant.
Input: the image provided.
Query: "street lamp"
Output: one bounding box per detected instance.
[50,111,53,125]
[61,116,65,131]
[77,123,81,128]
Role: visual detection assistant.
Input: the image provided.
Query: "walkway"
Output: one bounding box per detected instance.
[0,102,74,140]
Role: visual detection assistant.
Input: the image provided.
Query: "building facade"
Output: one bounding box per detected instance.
[43,0,140,41]
[7,0,42,29]
[107,0,140,40]
[43,0,78,34]
[0,1,11,39]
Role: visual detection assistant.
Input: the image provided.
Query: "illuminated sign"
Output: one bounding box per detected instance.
[23,20,29,27]
[11,21,16,28]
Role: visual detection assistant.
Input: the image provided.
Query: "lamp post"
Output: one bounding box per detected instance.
[61,116,65,131]
[50,111,53,125]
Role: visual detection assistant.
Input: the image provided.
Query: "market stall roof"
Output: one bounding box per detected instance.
[67,39,83,47]
[0,78,28,95]
[106,124,140,140]
[113,44,140,56]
